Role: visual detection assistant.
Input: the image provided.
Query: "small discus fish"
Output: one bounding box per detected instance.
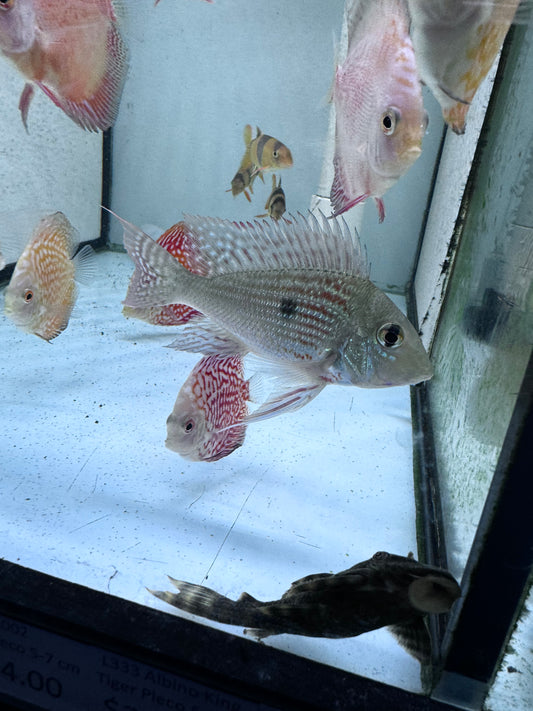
[331,0,426,221]
[407,0,522,134]
[256,175,286,221]
[149,551,461,662]
[112,209,433,423]
[166,354,251,462]
[3,212,95,341]
[123,221,203,326]
[0,0,129,131]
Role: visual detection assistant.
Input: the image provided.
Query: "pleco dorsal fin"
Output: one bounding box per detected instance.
[181,212,368,278]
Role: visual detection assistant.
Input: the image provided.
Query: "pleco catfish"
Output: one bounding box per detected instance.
[407,0,521,134]
[113,209,432,423]
[166,354,252,462]
[0,0,129,131]
[149,551,461,663]
[331,0,426,221]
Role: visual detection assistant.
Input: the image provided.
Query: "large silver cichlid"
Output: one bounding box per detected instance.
[116,210,432,421]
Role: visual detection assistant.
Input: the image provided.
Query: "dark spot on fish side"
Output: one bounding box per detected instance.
[280,297,298,318]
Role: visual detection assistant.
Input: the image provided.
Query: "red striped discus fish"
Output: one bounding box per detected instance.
[112,209,433,423]
[331,0,426,221]
[123,221,204,326]
[3,212,95,341]
[0,0,128,131]
[166,354,250,462]
[407,0,522,134]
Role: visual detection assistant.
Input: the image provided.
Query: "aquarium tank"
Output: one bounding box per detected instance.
[0,2,531,710]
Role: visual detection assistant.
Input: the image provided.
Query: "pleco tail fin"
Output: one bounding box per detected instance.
[104,208,189,309]
[148,578,260,627]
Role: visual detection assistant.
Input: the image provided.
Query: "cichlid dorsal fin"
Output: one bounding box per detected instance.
[181,212,369,278]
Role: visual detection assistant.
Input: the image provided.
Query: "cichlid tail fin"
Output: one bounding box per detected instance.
[103,208,197,310]
[148,577,263,627]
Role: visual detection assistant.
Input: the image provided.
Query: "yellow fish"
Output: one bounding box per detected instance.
[247,124,293,175]
[407,0,522,134]
[255,175,286,220]
[4,212,95,341]
[228,126,259,202]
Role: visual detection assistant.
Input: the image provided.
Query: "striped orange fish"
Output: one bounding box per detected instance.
[256,175,286,220]
[4,212,95,341]
[247,124,293,175]
[0,0,128,131]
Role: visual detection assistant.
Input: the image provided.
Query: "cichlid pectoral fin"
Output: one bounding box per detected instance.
[242,381,326,425]
[166,318,248,356]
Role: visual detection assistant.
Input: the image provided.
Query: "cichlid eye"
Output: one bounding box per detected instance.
[377,323,404,348]
[183,419,195,433]
[272,149,279,159]
[381,108,400,136]
[23,289,33,303]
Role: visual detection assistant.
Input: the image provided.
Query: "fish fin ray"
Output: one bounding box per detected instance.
[73,245,97,285]
[166,318,247,356]
[242,381,326,425]
[388,619,431,664]
[182,212,367,277]
[103,208,188,309]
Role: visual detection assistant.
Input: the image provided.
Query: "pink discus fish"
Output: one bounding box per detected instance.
[3,212,95,341]
[407,0,522,134]
[123,221,204,326]
[0,0,129,131]
[331,0,426,221]
[166,354,250,462]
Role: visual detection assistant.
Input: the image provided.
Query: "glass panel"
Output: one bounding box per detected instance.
[427,19,533,581]
[484,580,533,711]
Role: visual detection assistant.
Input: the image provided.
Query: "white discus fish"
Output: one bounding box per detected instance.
[406,0,522,134]
[331,0,426,221]
[113,210,433,422]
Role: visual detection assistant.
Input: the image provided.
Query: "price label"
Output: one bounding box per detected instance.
[0,614,277,710]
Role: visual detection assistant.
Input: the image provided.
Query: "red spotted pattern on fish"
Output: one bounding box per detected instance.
[123,221,204,326]
[166,354,249,462]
